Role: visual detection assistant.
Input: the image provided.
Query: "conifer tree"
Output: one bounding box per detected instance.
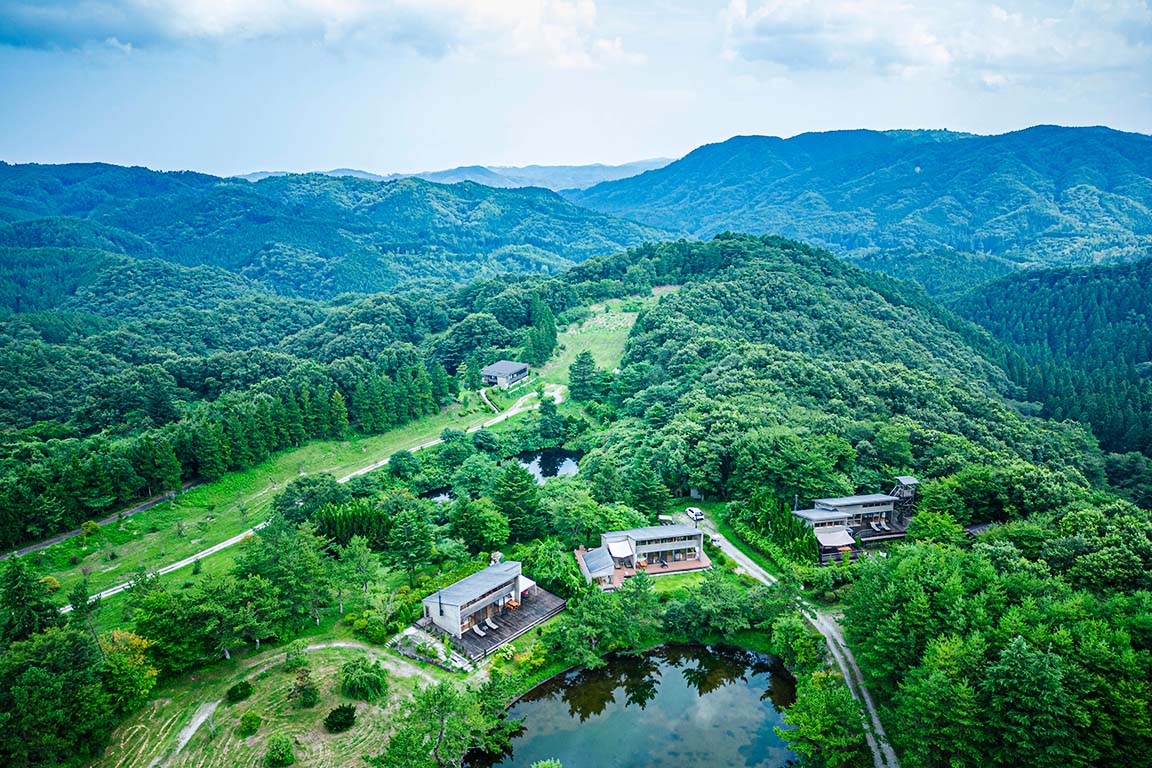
[493,463,543,542]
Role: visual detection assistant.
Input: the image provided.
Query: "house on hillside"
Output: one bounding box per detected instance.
[793,493,899,529]
[575,524,711,590]
[481,360,529,389]
[792,477,920,557]
[420,561,565,659]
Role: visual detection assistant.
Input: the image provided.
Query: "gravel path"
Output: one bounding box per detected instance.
[63,388,561,613]
[702,519,899,768]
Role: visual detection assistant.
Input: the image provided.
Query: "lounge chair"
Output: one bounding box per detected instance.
[879,521,891,532]
[870,521,880,532]
[472,625,486,638]
[485,618,500,631]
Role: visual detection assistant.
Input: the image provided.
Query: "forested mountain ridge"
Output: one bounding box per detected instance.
[235,158,672,190]
[567,125,1152,271]
[954,257,1152,502]
[0,161,665,299]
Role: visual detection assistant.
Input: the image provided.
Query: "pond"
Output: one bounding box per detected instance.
[517,449,582,484]
[470,644,797,768]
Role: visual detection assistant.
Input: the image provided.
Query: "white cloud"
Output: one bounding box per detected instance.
[722,0,1152,85]
[0,0,639,67]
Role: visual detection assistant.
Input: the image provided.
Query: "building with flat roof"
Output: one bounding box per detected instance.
[420,560,566,660]
[575,524,710,590]
[481,360,529,389]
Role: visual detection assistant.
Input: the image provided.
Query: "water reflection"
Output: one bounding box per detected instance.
[517,449,582,484]
[470,644,797,768]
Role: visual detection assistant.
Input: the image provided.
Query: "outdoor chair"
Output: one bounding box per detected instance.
[472,625,486,638]
[485,618,500,631]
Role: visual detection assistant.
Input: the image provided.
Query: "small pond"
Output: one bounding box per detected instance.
[470,644,797,768]
[517,449,582,484]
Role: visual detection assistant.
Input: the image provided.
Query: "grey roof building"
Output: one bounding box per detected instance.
[481,360,529,389]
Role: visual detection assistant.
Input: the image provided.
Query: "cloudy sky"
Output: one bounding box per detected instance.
[0,0,1149,175]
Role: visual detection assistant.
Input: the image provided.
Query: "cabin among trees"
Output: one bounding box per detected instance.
[420,561,565,660]
[480,360,529,389]
[575,524,711,590]
[792,477,919,563]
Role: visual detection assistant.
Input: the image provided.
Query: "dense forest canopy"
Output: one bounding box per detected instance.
[567,126,1152,281]
[0,227,1150,767]
[0,162,665,299]
[954,258,1152,504]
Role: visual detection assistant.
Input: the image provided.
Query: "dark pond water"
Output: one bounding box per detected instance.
[470,644,797,768]
[517,449,582,484]
[421,488,453,504]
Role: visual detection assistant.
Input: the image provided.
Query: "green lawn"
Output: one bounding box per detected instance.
[92,639,446,768]
[33,403,518,598]
[651,571,707,593]
[539,289,673,387]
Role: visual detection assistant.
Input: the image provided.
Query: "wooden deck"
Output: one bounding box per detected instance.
[605,552,712,589]
[438,587,567,661]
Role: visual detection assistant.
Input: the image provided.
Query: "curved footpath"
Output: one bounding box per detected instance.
[63,386,562,613]
[151,639,436,768]
[2,482,201,562]
[703,521,899,768]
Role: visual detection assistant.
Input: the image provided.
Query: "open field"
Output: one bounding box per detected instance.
[538,288,672,387]
[93,640,451,768]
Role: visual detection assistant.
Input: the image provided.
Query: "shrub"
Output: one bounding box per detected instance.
[265,733,295,767]
[290,667,319,708]
[340,656,389,702]
[284,640,309,671]
[226,680,254,703]
[324,703,357,733]
[237,710,262,737]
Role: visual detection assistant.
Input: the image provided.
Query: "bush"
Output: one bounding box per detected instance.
[324,703,357,733]
[265,733,295,767]
[290,667,319,708]
[237,710,262,737]
[340,656,389,702]
[226,680,254,703]
[284,640,309,671]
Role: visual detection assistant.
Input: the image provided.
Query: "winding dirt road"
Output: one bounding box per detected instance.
[63,387,563,613]
[703,519,899,768]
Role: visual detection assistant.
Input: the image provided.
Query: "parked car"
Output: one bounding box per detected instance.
[685,507,705,522]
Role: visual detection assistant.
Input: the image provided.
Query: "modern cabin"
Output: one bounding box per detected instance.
[422,561,525,638]
[420,560,566,660]
[481,360,529,389]
[793,493,898,529]
[793,477,921,559]
[575,524,710,590]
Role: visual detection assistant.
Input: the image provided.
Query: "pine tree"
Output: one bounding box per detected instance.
[492,463,543,542]
[329,389,349,437]
[1,556,60,642]
[568,351,600,401]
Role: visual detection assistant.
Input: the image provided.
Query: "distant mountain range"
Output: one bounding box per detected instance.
[0,162,665,299]
[235,159,671,191]
[566,126,1152,277]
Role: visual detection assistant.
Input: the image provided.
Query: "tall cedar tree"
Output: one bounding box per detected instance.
[492,462,544,542]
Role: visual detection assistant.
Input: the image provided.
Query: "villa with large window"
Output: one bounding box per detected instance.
[420,561,566,660]
[575,524,711,590]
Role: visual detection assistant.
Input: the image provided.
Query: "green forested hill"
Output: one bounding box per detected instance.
[954,258,1152,502]
[0,162,664,299]
[566,234,1103,503]
[567,126,1152,273]
[562,235,1151,767]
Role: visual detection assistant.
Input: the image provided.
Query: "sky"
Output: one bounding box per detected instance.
[0,0,1149,176]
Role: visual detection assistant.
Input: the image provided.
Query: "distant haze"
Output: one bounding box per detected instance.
[234,159,673,191]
